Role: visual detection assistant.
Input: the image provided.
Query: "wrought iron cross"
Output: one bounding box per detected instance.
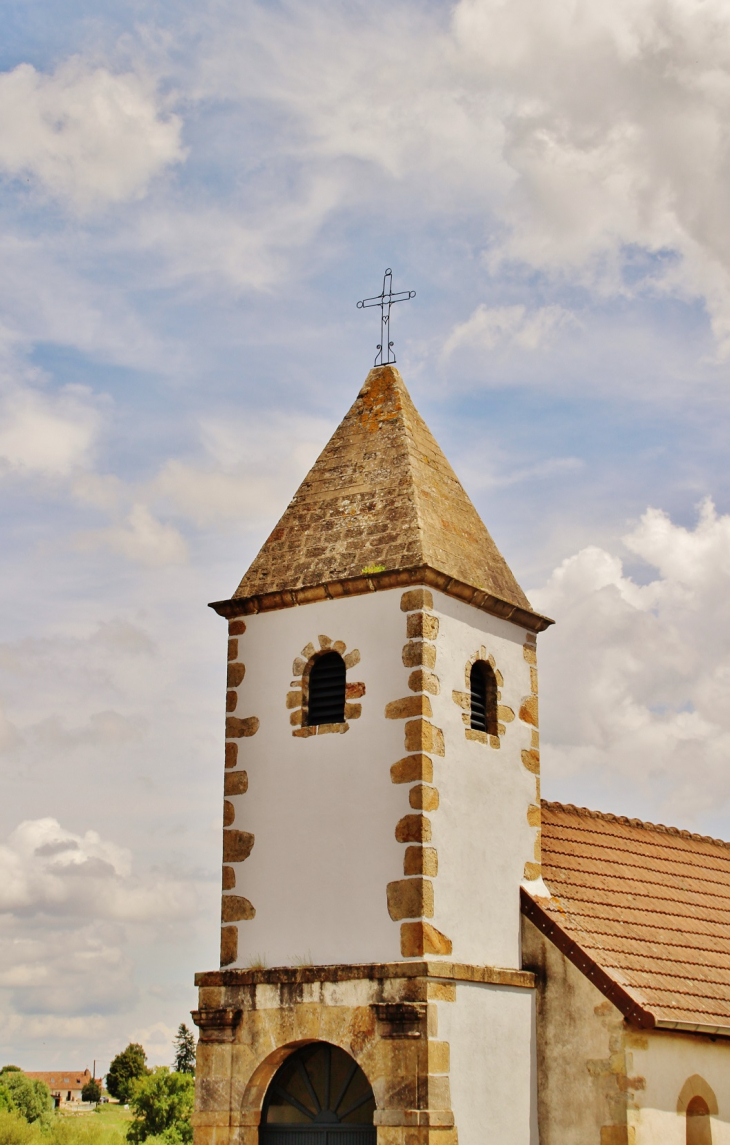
[357,268,416,366]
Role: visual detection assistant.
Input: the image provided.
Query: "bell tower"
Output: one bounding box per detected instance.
[192,365,553,1145]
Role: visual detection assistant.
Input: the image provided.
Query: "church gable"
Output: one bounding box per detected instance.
[523,800,730,1035]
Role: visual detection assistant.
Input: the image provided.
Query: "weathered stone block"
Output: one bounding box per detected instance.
[386,878,434,920]
[286,690,302,709]
[318,722,348,735]
[385,695,432,720]
[343,649,361,669]
[409,785,439,811]
[344,703,362,720]
[223,830,255,862]
[220,925,238,966]
[221,895,256,922]
[400,588,433,612]
[406,613,440,640]
[407,669,440,695]
[301,642,316,659]
[332,640,346,654]
[523,643,537,665]
[223,800,235,826]
[527,803,541,826]
[465,728,487,744]
[530,666,538,694]
[497,705,515,722]
[227,663,246,688]
[521,748,540,774]
[519,695,539,726]
[224,771,248,796]
[451,690,469,711]
[226,716,260,738]
[228,639,238,662]
[318,634,332,649]
[346,681,366,699]
[600,1128,634,1145]
[222,866,235,890]
[404,846,438,877]
[292,657,307,677]
[429,1041,450,1073]
[402,641,437,669]
[405,719,445,756]
[524,861,541,880]
[225,743,238,769]
[226,691,238,713]
[400,921,452,957]
[391,755,433,784]
[395,814,431,843]
[290,709,303,726]
[229,620,246,636]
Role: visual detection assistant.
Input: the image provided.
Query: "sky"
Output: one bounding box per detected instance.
[2,0,730,1073]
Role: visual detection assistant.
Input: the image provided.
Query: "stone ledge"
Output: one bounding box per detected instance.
[194,960,535,989]
[209,565,553,634]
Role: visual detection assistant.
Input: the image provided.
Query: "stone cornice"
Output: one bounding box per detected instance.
[209,565,553,634]
[194,959,535,989]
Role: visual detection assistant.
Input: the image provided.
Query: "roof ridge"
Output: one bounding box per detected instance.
[541,799,730,852]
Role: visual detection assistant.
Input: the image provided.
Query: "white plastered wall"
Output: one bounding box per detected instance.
[426,593,537,968]
[630,1031,730,1144]
[225,589,406,967]
[438,982,538,1145]
[224,585,538,969]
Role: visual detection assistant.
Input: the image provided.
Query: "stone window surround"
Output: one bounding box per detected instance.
[287,635,365,737]
[452,649,515,748]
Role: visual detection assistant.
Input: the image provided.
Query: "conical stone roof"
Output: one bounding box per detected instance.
[219,366,550,630]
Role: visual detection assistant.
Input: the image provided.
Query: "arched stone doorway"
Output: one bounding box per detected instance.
[259,1043,376,1145]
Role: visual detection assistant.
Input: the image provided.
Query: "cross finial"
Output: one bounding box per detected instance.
[357,268,416,366]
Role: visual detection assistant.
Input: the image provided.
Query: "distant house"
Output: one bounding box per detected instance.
[24,1069,92,1105]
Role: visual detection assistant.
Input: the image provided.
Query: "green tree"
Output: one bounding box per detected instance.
[127,1069,194,1144]
[81,1079,101,1103]
[172,1026,196,1076]
[0,1070,52,1126]
[106,1045,150,1103]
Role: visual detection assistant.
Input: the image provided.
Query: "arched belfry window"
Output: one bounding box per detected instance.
[306,652,346,726]
[470,660,498,735]
[687,1097,713,1145]
[261,1043,376,1145]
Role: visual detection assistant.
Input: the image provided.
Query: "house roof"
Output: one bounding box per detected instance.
[24,1070,91,1088]
[214,365,551,631]
[523,801,730,1035]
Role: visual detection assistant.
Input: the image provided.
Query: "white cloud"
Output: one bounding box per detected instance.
[532,498,730,823]
[0,817,193,923]
[77,503,189,566]
[150,413,333,527]
[0,385,101,476]
[442,304,576,357]
[194,0,730,352]
[0,59,185,209]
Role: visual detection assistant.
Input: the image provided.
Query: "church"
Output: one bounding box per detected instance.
[191,364,730,1145]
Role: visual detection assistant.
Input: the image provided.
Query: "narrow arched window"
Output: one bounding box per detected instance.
[470,661,498,735]
[307,651,346,726]
[687,1097,712,1145]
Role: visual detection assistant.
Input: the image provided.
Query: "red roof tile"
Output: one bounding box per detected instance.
[524,801,730,1033]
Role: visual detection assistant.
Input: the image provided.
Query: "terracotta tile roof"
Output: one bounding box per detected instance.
[24,1070,91,1088]
[231,365,538,619]
[524,801,730,1033]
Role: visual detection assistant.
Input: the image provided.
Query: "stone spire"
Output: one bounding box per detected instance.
[226,365,549,629]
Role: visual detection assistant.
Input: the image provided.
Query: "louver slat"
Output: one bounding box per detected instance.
[307,653,346,726]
